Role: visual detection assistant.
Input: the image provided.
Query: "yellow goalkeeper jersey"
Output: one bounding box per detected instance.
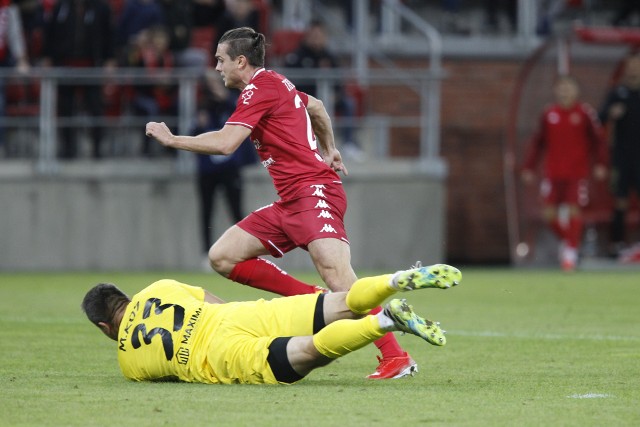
[117,279,220,383]
[117,279,320,384]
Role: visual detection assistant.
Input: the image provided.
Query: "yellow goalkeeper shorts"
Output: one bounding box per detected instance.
[204,293,320,384]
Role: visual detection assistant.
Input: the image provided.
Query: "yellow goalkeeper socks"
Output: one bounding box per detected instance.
[313,315,387,359]
[345,274,396,315]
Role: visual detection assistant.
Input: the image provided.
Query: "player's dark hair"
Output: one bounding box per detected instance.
[81,283,130,326]
[218,27,265,67]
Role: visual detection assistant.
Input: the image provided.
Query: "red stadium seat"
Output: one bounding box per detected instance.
[109,0,125,18]
[190,27,217,66]
[268,29,304,66]
[5,80,40,117]
[253,0,271,36]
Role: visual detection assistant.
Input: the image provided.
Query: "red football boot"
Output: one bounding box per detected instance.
[366,352,418,380]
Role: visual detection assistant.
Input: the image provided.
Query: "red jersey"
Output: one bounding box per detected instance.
[522,102,607,179]
[226,68,341,201]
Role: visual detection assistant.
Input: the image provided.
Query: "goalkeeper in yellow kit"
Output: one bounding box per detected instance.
[82,263,461,385]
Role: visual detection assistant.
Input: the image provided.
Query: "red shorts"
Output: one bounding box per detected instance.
[237,182,350,257]
[540,178,589,207]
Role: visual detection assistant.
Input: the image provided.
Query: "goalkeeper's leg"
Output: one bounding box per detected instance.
[346,263,461,315]
[276,265,461,380]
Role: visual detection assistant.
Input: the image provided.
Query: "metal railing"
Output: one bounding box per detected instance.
[1,67,199,173]
[278,0,446,162]
[1,65,443,174]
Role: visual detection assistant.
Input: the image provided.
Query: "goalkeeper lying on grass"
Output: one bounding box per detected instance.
[82,263,461,385]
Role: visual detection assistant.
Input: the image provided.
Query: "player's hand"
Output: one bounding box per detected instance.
[324,148,349,176]
[15,58,30,75]
[609,103,626,120]
[593,164,607,181]
[521,170,535,184]
[145,122,174,147]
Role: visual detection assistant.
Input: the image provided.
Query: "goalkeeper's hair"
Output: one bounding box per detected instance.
[218,27,265,67]
[81,283,130,326]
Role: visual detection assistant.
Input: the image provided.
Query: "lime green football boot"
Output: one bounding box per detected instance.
[384,298,446,346]
[391,262,461,291]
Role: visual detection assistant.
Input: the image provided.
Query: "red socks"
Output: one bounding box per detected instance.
[550,216,583,249]
[229,258,320,296]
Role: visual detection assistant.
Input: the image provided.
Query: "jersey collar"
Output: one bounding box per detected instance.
[251,68,266,81]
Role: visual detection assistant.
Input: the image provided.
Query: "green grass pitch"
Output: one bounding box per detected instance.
[1,268,639,426]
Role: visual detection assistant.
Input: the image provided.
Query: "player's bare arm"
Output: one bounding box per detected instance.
[203,290,225,304]
[145,121,251,155]
[306,95,349,176]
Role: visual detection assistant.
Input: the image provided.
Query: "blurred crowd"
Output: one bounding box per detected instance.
[2,0,640,160]
[1,0,268,159]
[11,0,264,67]
[435,0,640,36]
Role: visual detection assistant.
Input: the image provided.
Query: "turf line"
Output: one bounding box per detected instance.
[453,329,640,342]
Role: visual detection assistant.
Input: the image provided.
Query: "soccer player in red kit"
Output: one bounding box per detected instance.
[521,75,608,271]
[146,27,416,378]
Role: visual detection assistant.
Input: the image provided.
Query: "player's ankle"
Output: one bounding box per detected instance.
[375,310,395,331]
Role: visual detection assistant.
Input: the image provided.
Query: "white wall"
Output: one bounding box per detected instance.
[0,159,446,272]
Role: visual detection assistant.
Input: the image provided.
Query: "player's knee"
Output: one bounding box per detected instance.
[208,246,232,276]
[284,338,332,378]
[325,279,351,293]
[311,353,333,368]
[302,341,332,369]
[320,268,357,292]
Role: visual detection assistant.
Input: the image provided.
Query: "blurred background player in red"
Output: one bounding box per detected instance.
[521,75,608,271]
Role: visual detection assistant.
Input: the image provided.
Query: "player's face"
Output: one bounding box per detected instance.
[624,57,640,89]
[215,43,241,89]
[554,80,578,106]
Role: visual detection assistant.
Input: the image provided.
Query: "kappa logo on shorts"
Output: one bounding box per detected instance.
[317,210,333,219]
[315,199,331,209]
[310,184,326,198]
[320,224,337,233]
